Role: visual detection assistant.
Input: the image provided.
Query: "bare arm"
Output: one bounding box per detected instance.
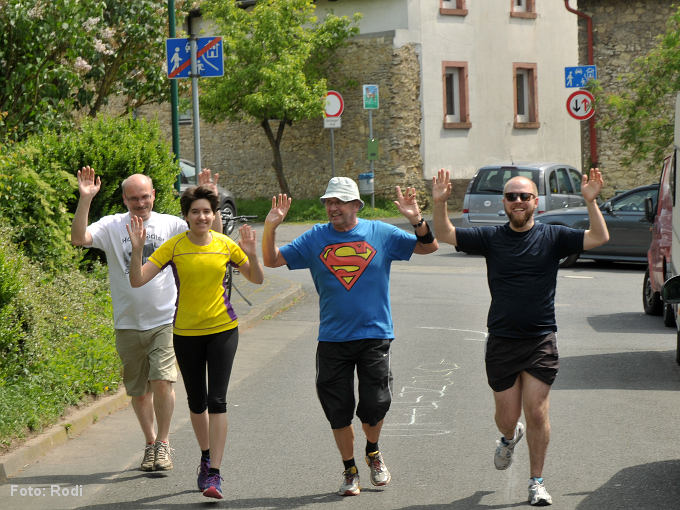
[262,194,291,268]
[235,224,264,284]
[432,169,458,246]
[126,215,162,287]
[394,185,438,254]
[71,166,99,246]
[197,168,223,233]
[581,167,610,250]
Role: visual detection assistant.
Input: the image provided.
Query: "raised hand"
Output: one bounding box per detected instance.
[125,215,146,252]
[238,224,257,255]
[432,169,452,204]
[394,186,421,222]
[581,167,603,203]
[265,194,292,227]
[77,165,101,200]
[198,167,220,196]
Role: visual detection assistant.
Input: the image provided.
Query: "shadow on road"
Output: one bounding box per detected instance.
[573,460,680,510]
[586,312,670,334]
[556,350,680,391]
[395,490,525,509]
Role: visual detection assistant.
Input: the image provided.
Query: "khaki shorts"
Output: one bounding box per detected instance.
[115,324,177,397]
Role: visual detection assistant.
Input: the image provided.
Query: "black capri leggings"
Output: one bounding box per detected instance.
[173,328,238,414]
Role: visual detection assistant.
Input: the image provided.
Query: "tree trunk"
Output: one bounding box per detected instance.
[260,118,291,196]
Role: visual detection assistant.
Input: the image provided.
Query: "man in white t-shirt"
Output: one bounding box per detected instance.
[71,165,221,472]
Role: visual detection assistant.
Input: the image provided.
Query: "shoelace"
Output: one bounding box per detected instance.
[368,455,384,472]
[155,443,174,460]
[205,473,223,487]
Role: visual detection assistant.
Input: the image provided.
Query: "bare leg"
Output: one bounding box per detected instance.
[332,425,355,461]
[209,413,228,468]
[520,372,551,478]
[190,410,209,452]
[130,392,156,444]
[361,419,384,445]
[492,376,523,440]
[150,380,174,443]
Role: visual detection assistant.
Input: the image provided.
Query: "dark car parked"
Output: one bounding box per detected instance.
[534,183,658,267]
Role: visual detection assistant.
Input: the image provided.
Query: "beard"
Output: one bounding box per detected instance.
[506,206,534,229]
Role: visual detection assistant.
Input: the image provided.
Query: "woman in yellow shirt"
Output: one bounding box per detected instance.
[128,184,264,500]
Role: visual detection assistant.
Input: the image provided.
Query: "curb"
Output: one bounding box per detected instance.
[0,389,130,483]
[0,275,303,483]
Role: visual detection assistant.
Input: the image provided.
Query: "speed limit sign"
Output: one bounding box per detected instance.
[566,90,595,121]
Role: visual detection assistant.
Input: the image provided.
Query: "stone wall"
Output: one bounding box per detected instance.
[139,34,426,203]
[576,0,676,194]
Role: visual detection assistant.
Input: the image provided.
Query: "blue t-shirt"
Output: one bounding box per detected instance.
[456,222,584,338]
[280,219,417,342]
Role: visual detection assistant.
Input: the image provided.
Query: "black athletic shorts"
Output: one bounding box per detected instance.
[485,332,559,392]
[315,338,393,429]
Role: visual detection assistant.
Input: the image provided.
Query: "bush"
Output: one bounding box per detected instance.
[0,115,182,270]
[0,226,119,446]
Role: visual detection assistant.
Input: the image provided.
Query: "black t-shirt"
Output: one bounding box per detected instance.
[456,222,584,338]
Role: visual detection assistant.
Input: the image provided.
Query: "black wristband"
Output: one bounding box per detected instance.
[412,217,425,228]
[416,222,435,244]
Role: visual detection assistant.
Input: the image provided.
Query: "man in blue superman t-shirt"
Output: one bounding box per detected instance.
[262,177,438,497]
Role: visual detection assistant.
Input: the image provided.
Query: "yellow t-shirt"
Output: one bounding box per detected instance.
[148,231,248,336]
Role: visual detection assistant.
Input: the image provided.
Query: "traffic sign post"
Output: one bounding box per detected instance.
[566,90,595,121]
[324,91,344,177]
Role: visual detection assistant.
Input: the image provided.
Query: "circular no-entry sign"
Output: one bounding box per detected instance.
[325,90,344,117]
[566,90,595,121]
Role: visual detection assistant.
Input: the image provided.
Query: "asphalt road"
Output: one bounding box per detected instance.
[3,219,680,509]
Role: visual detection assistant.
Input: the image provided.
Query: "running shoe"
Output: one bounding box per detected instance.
[197,457,211,491]
[140,443,155,472]
[494,422,525,470]
[528,478,553,506]
[153,440,173,471]
[202,472,224,499]
[338,466,360,496]
[365,451,391,486]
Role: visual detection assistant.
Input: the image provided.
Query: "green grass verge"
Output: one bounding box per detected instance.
[0,231,119,451]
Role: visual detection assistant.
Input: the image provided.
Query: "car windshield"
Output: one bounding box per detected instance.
[179,160,196,184]
[471,168,540,194]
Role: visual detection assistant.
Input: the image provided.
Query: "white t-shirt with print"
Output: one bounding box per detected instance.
[87,211,187,330]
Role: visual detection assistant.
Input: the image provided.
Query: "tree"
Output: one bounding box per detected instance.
[600,6,680,167]
[200,0,360,196]
[0,0,190,143]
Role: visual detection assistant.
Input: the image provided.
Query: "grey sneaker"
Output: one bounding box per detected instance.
[528,478,553,506]
[365,451,391,486]
[140,443,155,471]
[338,466,360,496]
[494,422,525,470]
[153,440,173,471]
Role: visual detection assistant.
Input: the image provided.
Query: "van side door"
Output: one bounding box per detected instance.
[545,167,572,210]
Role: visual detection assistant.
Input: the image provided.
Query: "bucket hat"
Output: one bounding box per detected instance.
[319,177,365,210]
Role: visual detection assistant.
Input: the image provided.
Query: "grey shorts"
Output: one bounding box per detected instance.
[115,324,177,396]
[485,332,559,392]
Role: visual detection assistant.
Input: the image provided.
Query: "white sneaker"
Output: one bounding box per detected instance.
[528,478,553,506]
[338,466,360,496]
[494,422,525,470]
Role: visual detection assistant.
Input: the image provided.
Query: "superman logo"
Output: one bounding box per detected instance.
[319,241,376,290]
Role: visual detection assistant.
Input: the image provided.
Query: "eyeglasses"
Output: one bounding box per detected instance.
[504,192,536,202]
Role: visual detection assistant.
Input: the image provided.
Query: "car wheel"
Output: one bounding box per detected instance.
[643,268,663,316]
[221,202,236,235]
[558,253,579,268]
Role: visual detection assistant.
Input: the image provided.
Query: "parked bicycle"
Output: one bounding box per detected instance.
[220,212,258,303]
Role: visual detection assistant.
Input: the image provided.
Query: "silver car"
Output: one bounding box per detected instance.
[459,162,586,228]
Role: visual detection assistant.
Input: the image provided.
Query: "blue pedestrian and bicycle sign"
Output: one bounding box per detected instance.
[166,37,224,79]
[564,65,597,88]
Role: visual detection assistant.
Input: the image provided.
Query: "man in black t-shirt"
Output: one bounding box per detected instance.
[432,168,609,507]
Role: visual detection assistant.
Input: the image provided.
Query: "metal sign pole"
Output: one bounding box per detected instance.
[368,110,374,208]
[330,128,336,177]
[188,15,201,181]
